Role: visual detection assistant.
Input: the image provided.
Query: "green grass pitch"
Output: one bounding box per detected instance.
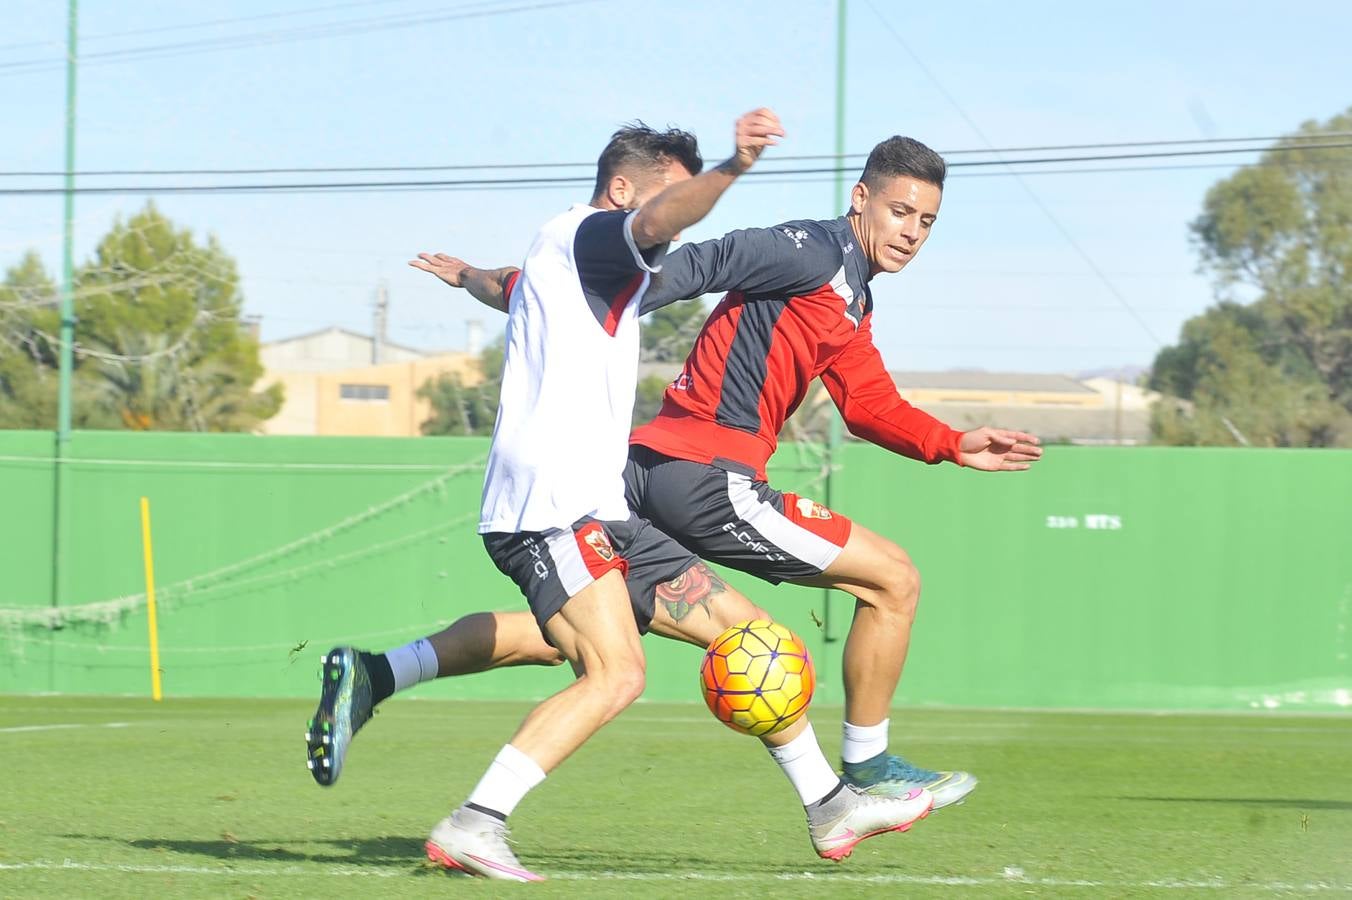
[2,695,1350,898]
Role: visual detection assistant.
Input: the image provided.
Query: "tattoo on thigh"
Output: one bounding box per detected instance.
[657,563,727,622]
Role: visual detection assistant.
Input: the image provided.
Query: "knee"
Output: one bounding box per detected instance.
[590,656,646,717]
[875,550,921,620]
[612,665,647,710]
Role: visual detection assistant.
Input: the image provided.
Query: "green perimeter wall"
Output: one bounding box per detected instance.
[2,431,1349,712]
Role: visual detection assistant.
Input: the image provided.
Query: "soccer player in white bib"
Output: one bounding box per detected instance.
[307,111,935,880]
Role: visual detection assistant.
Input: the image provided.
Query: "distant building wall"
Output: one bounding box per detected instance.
[262,371,320,435]
[259,327,479,436]
[264,354,481,437]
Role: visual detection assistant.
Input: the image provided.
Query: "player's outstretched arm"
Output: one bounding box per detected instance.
[957,427,1044,472]
[629,107,784,249]
[408,252,518,312]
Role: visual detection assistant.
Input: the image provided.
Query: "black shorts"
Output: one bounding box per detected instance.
[482,511,698,635]
[624,445,852,585]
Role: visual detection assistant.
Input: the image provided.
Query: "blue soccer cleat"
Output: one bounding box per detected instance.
[305,647,374,787]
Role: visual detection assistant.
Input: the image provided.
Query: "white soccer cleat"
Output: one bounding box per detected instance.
[808,784,934,861]
[425,808,544,882]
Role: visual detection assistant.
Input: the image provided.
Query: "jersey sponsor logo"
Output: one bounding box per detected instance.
[672,371,693,391]
[780,227,809,249]
[583,527,616,562]
[843,240,854,254]
[796,497,833,520]
[721,522,788,561]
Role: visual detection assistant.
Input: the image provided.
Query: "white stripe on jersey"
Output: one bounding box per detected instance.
[829,264,859,326]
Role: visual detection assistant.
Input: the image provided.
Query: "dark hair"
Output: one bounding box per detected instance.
[592,122,703,200]
[860,136,946,190]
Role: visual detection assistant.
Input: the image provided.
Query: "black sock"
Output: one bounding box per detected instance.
[465,802,508,822]
[362,651,395,705]
[806,780,847,810]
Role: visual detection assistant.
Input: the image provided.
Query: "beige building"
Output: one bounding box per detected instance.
[890,371,1159,445]
[892,371,1101,407]
[259,327,483,436]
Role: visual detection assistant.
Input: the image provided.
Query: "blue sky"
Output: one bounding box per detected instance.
[4,0,1351,374]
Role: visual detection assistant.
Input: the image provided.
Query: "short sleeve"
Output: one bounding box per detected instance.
[572,209,669,335]
[574,209,666,286]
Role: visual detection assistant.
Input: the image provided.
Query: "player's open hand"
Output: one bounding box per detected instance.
[958,427,1043,472]
[729,107,785,175]
[409,252,470,288]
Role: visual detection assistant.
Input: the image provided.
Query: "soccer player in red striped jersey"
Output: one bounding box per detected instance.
[620,137,1042,806]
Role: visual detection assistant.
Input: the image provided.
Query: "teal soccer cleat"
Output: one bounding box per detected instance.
[305,647,374,787]
[841,752,978,809]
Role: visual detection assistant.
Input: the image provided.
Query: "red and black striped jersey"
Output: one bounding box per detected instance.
[630,216,963,480]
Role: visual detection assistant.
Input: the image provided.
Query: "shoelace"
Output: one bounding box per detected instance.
[881,755,939,782]
[485,826,523,856]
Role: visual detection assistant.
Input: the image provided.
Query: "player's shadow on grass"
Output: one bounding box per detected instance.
[66,833,426,867]
[1117,797,1352,811]
[523,846,877,875]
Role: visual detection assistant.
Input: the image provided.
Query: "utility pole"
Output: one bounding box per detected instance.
[373,282,389,365]
[51,0,78,628]
[1114,371,1123,445]
[49,0,78,691]
[57,0,78,443]
[822,0,847,645]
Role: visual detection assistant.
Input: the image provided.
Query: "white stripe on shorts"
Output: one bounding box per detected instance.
[545,528,594,598]
[724,473,843,572]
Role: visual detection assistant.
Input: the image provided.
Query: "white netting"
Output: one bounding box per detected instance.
[0,455,485,635]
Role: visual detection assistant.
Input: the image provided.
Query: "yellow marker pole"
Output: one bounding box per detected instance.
[139,496,163,701]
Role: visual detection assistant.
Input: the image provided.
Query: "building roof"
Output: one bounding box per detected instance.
[890,370,1097,394]
[915,401,1151,444]
[262,326,427,357]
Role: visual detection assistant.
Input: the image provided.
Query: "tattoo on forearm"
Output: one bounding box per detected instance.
[656,563,726,621]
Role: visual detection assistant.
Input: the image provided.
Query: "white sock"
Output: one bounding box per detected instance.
[386,638,440,693]
[842,718,890,764]
[765,723,842,806]
[466,744,547,817]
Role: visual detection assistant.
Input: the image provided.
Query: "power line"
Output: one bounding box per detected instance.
[0,0,595,77]
[865,0,1176,348]
[3,142,1350,197]
[6,132,1350,178]
[0,0,416,53]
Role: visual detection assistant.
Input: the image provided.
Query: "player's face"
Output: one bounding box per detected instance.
[851,175,942,276]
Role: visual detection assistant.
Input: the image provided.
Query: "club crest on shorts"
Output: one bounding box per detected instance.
[795,497,832,520]
[583,527,616,561]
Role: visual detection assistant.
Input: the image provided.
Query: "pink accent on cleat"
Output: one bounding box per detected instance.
[425,840,469,872]
[425,838,545,882]
[817,791,935,862]
[465,852,546,882]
